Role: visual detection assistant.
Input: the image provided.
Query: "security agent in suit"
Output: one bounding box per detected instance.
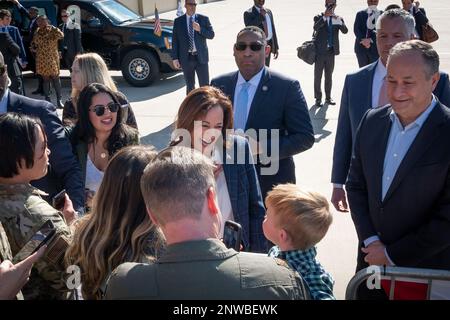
[346,40,450,299]
[244,0,279,67]
[171,0,215,94]
[59,9,83,71]
[313,0,348,107]
[0,10,26,95]
[331,9,450,213]
[353,0,382,68]
[211,26,314,199]
[402,0,428,40]
[0,32,22,95]
[0,51,85,214]
[104,146,309,300]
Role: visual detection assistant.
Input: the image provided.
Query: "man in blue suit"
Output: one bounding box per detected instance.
[331,9,450,212]
[211,26,314,199]
[353,0,382,67]
[0,9,26,95]
[172,0,215,94]
[0,52,85,214]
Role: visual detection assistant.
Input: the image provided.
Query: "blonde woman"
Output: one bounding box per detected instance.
[65,145,164,300]
[63,52,137,128]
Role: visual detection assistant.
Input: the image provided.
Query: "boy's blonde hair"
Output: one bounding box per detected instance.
[265,184,333,250]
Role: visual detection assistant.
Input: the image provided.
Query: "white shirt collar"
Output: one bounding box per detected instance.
[236,67,265,88]
[254,6,263,13]
[0,88,10,114]
[186,13,196,19]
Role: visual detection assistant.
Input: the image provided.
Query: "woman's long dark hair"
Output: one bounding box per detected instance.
[76,83,138,154]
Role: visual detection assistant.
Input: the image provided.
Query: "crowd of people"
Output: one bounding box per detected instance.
[0,0,450,301]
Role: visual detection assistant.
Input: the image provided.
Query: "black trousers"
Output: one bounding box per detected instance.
[182,54,210,95]
[356,49,378,68]
[10,75,24,95]
[314,49,335,101]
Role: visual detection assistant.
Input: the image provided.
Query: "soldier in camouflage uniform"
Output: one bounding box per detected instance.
[0,221,45,300]
[0,113,75,300]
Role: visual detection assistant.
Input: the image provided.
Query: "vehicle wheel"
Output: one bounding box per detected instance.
[121,49,160,87]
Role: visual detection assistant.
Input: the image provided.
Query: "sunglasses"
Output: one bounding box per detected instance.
[89,102,120,116]
[186,3,197,6]
[0,64,6,75]
[61,15,69,17]
[234,42,264,51]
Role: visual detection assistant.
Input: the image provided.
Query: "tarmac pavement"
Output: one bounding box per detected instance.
[23,0,450,299]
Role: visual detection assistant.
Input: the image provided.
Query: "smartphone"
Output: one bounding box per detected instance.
[326,3,335,11]
[52,189,66,210]
[223,220,242,251]
[12,220,56,263]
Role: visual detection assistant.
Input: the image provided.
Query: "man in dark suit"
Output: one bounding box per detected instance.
[0,32,22,97]
[0,51,85,214]
[12,1,41,94]
[244,0,279,67]
[313,0,348,107]
[346,40,450,298]
[171,0,214,94]
[59,9,83,71]
[402,0,428,40]
[211,26,314,199]
[353,0,381,67]
[331,9,450,213]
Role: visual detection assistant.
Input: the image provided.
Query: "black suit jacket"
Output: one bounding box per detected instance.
[347,102,450,271]
[211,67,314,196]
[353,9,381,56]
[58,22,83,60]
[171,14,214,66]
[412,8,428,40]
[0,33,21,77]
[6,92,85,212]
[243,6,279,53]
[313,14,348,56]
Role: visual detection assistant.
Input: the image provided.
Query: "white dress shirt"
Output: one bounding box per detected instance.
[233,68,265,127]
[212,149,234,238]
[371,59,387,108]
[0,89,10,114]
[254,6,273,41]
[186,13,197,53]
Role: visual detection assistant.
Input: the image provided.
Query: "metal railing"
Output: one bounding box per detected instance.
[346,266,450,300]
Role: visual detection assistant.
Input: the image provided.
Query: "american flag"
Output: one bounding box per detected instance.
[154,6,162,37]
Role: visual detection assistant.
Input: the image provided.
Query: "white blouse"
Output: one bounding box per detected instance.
[85,155,104,194]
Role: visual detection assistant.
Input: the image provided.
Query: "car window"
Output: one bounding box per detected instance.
[93,0,141,24]
[80,7,101,26]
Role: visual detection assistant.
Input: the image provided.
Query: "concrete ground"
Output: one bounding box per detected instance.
[23,0,450,299]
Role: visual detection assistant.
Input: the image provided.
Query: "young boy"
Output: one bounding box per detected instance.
[263,184,335,300]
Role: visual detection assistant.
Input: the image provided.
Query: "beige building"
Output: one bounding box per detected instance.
[119,0,221,16]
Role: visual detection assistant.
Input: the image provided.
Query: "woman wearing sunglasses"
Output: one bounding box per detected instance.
[174,86,267,253]
[65,146,165,300]
[62,52,137,129]
[66,83,139,212]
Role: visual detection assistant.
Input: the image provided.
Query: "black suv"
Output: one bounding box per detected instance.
[2,0,176,86]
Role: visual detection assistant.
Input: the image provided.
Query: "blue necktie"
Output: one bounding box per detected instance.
[234,82,250,130]
[327,17,333,48]
[188,16,194,52]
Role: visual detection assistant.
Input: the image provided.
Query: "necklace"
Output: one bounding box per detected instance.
[92,144,107,160]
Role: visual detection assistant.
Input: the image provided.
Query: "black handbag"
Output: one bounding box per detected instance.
[297,31,316,65]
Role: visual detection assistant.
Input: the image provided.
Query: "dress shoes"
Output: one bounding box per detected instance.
[325,98,336,105]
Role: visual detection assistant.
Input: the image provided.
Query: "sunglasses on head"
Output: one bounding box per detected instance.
[234,42,264,51]
[89,102,120,116]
